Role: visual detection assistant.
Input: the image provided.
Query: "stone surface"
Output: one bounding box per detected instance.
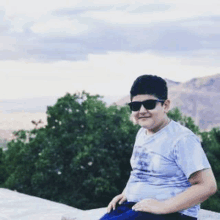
[0,188,219,220]
[61,207,106,220]
[0,188,81,220]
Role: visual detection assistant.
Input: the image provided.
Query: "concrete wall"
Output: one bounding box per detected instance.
[0,188,219,220]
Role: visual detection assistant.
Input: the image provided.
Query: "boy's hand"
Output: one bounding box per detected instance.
[132,199,168,214]
[107,194,127,213]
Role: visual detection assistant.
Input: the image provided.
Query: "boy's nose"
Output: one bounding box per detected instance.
[139,104,148,112]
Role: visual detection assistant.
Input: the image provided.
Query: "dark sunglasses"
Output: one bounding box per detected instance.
[128,99,165,111]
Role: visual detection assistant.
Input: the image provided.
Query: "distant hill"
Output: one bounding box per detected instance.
[115,74,220,131]
[0,95,121,114]
[181,73,220,92]
[0,74,219,141]
[0,96,59,141]
[0,96,60,114]
[0,95,123,141]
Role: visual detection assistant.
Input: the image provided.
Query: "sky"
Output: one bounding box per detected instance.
[1,0,220,100]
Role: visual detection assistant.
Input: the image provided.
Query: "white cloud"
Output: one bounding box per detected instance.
[0,36,16,50]
[81,9,184,24]
[31,19,89,35]
[2,0,220,23]
[1,51,220,100]
[81,1,220,24]
[0,0,219,97]
[1,0,127,18]
[179,19,220,36]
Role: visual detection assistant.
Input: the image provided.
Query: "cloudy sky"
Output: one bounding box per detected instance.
[1,0,220,100]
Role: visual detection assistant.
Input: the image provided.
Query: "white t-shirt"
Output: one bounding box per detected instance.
[125,120,211,218]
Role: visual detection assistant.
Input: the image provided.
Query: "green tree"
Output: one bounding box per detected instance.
[2,128,47,194]
[168,107,200,135]
[200,128,220,212]
[0,148,7,185]
[2,92,139,209]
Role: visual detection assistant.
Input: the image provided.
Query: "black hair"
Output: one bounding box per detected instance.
[130,75,168,101]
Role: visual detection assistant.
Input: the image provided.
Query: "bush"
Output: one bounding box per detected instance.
[2,92,139,209]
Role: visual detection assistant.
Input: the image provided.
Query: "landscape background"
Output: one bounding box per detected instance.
[116,73,220,130]
[0,89,219,213]
[1,73,220,145]
[0,0,220,217]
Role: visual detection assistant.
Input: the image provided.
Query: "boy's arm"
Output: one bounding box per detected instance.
[164,168,217,213]
[132,168,217,214]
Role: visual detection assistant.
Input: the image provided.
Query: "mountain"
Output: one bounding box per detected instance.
[0,74,219,141]
[165,78,181,87]
[181,73,220,92]
[114,74,220,131]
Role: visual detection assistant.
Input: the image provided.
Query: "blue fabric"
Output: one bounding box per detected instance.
[124,120,210,218]
[99,202,197,220]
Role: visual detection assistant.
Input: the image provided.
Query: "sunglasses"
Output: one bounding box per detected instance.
[128,99,165,111]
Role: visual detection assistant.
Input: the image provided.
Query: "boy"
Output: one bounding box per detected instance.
[100,75,217,220]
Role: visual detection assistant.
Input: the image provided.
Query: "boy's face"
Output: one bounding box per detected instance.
[131,94,170,134]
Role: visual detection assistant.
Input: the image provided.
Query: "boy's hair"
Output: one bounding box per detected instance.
[130,75,168,101]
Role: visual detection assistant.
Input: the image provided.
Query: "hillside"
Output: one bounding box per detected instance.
[0,74,219,141]
[0,95,122,141]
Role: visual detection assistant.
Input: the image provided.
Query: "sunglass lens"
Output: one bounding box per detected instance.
[143,100,157,110]
[129,102,141,111]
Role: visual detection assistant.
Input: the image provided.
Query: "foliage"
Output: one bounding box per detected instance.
[1,94,219,212]
[0,148,7,185]
[2,92,139,209]
[2,128,47,195]
[200,128,220,212]
[168,107,200,135]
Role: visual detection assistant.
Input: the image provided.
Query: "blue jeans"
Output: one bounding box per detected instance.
[99,202,197,220]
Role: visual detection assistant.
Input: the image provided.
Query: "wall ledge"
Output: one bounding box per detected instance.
[0,188,219,220]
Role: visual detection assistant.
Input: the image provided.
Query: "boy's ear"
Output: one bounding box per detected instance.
[164,99,170,113]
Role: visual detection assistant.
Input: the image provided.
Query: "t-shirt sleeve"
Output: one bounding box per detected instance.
[173,134,211,179]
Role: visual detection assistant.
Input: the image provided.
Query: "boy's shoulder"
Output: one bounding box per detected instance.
[169,120,194,134]
[168,120,199,143]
